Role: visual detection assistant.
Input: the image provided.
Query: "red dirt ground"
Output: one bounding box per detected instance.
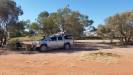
[0,47,133,75]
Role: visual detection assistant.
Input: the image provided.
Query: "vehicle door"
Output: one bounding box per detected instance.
[47,36,58,49]
[57,35,64,48]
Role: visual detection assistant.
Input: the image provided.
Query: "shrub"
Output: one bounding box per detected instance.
[7,38,18,50]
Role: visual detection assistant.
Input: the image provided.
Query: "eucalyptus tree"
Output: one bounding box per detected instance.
[37,6,93,37]
[0,0,23,45]
[104,11,133,45]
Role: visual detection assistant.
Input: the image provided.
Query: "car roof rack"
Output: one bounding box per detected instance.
[51,32,72,36]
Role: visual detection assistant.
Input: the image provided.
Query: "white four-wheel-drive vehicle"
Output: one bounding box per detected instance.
[32,33,74,52]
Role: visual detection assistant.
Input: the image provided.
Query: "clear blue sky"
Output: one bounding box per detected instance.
[15,0,133,27]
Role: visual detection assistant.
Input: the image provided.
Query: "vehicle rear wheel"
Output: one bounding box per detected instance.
[64,44,71,50]
[40,45,48,52]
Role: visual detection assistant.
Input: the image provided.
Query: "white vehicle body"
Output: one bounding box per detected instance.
[32,33,74,51]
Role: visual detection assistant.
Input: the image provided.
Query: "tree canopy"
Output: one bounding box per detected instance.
[37,6,93,37]
[0,0,23,28]
[97,11,133,45]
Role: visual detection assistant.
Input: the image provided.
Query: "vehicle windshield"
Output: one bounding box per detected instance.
[40,36,52,41]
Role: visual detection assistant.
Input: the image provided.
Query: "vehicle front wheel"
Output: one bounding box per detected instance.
[64,44,71,50]
[40,45,48,52]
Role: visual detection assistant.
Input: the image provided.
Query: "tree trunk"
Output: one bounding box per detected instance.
[110,38,113,44]
[120,36,124,46]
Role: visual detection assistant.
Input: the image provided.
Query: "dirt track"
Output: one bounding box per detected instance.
[0,41,133,75]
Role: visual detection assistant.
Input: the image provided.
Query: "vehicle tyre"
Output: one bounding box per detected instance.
[64,44,71,50]
[32,45,36,51]
[40,45,48,52]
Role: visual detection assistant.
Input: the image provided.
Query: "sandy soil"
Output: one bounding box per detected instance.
[0,41,133,75]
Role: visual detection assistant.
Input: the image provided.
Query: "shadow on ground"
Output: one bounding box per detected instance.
[46,42,113,53]
[0,42,114,55]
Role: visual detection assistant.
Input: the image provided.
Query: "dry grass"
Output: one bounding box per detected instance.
[9,36,43,42]
[80,51,121,63]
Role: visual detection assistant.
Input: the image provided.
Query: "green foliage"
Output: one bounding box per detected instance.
[37,6,93,37]
[0,0,23,46]
[97,24,113,39]
[7,38,18,50]
[57,6,94,37]
[7,21,26,37]
[9,36,43,42]
[30,22,39,31]
[97,11,133,45]
[0,0,23,28]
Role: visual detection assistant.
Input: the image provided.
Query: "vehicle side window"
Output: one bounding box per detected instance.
[50,36,57,41]
[64,35,72,39]
[58,36,63,40]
